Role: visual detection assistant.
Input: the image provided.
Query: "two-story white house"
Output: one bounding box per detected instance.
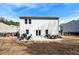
[19,16,59,39]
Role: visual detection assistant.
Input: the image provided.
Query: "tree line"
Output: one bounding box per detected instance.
[0,17,19,26]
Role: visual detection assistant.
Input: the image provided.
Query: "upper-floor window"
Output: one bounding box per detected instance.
[29,19,31,24]
[25,19,31,24]
[25,19,27,24]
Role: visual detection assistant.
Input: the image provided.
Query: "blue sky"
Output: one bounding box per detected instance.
[0,3,79,23]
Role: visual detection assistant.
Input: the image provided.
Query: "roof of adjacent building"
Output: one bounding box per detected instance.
[0,22,18,33]
[60,20,79,32]
[19,16,59,20]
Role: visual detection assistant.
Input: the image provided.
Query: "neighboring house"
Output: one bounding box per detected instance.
[0,22,18,36]
[60,20,79,35]
[19,16,59,39]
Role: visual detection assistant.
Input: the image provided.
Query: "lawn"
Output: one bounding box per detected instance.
[0,36,79,55]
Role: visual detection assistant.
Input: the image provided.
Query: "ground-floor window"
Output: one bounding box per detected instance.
[26,29,29,34]
[45,29,48,35]
[36,30,41,36]
[39,30,41,36]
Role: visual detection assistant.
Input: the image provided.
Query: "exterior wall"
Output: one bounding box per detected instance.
[20,19,59,38]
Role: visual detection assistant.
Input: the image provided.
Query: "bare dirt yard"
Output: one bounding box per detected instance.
[0,36,79,55]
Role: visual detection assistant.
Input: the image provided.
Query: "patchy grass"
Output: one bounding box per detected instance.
[0,36,79,55]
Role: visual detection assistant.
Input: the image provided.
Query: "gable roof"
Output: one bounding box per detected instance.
[19,16,59,20]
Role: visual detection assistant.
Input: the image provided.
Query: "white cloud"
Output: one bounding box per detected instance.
[0,3,39,15]
[59,8,79,24]
[73,9,79,13]
[0,3,43,21]
[1,3,79,23]
[6,3,39,8]
[60,14,79,24]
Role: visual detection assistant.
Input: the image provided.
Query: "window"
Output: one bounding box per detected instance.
[45,30,48,35]
[25,19,31,24]
[36,30,41,36]
[25,19,27,24]
[36,30,38,36]
[29,19,31,24]
[39,30,41,36]
[26,30,29,34]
